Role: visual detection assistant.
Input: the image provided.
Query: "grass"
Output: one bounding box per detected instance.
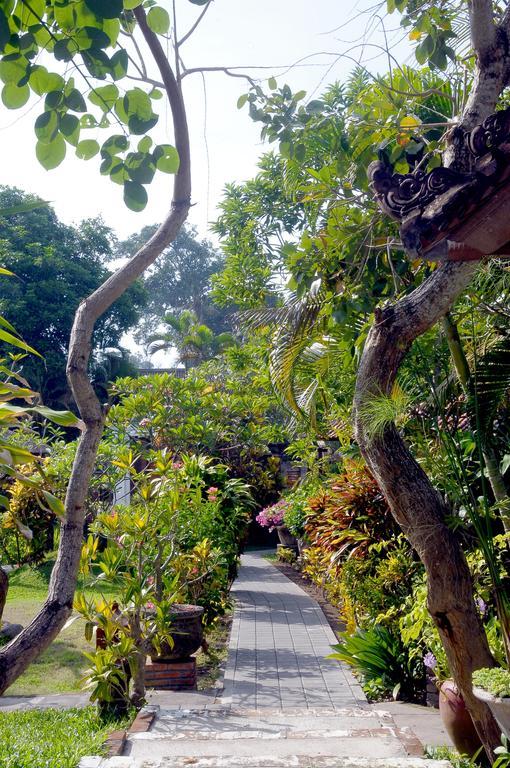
[3,560,118,696]
[425,745,473,768]
[0,706,129,768]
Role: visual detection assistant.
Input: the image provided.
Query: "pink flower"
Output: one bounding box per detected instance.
[146,601,155,610]
[256,499,290,531]
[207,486,219,501]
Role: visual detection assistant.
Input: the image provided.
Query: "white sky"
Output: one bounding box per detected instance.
[0,0,410,241]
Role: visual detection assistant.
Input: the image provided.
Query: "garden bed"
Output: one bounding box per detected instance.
[2,562,233,697]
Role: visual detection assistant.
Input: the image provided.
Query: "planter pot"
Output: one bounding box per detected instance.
[473,687,510,739]
[276,525,298,551]
[150,604,204,662]
[439,680,483,756]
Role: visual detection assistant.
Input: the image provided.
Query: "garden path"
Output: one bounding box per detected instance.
[223,550,365,709]
[113,552,447,768]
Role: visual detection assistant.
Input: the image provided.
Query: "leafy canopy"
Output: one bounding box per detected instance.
[0,1,193,210]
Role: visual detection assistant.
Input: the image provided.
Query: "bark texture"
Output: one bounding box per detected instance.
[0,569,7,623]
[354,2,510,758]
[0,8,191,694]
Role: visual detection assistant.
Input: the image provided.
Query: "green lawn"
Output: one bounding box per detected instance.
[3,561,116,696]
[0,706,128,768]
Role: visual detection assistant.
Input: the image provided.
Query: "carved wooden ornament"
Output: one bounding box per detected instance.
[368,105,510,262]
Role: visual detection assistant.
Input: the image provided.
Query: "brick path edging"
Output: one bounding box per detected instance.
[104,707,156,758]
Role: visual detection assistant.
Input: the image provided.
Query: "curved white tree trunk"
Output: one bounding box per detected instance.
[0,8,191,694]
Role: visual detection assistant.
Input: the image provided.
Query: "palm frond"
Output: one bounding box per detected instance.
[469,334,510,438]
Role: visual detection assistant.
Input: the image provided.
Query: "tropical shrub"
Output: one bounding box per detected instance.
[304,464,399,560]
[277,546,297,564]
[107,341,290,507]
[329,625,424,701]
[282,481,318,538]
[76,449,253,708]
[339,539,417,628]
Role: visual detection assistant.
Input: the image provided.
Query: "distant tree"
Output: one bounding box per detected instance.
[118,224,230,343]
[148,309,236,370]
[0,187,147,407]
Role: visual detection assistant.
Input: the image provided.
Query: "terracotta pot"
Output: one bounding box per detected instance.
[439,680,483,756]
[473,687,510,739]
[150,604,204,662]
[276,525,298,551]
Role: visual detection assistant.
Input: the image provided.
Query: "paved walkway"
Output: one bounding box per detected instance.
[1,551,452,767]
[223,551,365,709]
[118,552,438,767]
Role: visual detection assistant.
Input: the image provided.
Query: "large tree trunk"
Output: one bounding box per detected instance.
[0,8,191,694]
[353,271,500,754]
[353,1,510,758]
[0,568,7,623]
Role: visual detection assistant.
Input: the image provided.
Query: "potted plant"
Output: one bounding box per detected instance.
[282,494,310,556]
[422,650,482,756]
[149,603,205,662]
[256,499,298,551]
[82,641,133,720]
[473,667,510,738]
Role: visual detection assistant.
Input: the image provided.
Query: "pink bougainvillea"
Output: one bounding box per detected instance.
[256,499,290,531]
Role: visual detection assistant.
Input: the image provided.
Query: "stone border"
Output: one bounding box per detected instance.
[102,707,156,758]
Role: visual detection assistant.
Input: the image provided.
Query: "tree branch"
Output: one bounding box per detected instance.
[178,0,212,47]
[469,0,497,58]
[181,66,256,85]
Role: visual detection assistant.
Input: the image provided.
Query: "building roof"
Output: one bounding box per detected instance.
[368,104,510,261]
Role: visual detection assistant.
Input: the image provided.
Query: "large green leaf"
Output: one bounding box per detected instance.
[36,134,67,170]
[2,83,30,109]
[31,406,84,429]
[123,180,148,212]
[147,7,170,35]
[84,0,123,19]
[41,490,66,518]
[0,328,41,356]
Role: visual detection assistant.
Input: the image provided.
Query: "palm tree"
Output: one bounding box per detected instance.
[147,309,235,371]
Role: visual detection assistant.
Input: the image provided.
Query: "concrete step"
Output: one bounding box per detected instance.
[82,757,451,768]
[117,706,424,763]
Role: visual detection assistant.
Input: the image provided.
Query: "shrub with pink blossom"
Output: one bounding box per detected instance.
[256,499,290,531]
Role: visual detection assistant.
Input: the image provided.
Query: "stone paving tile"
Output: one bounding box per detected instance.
[222,551,366,710]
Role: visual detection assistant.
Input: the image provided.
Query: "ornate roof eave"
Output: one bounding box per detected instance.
[368,105,510,261]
